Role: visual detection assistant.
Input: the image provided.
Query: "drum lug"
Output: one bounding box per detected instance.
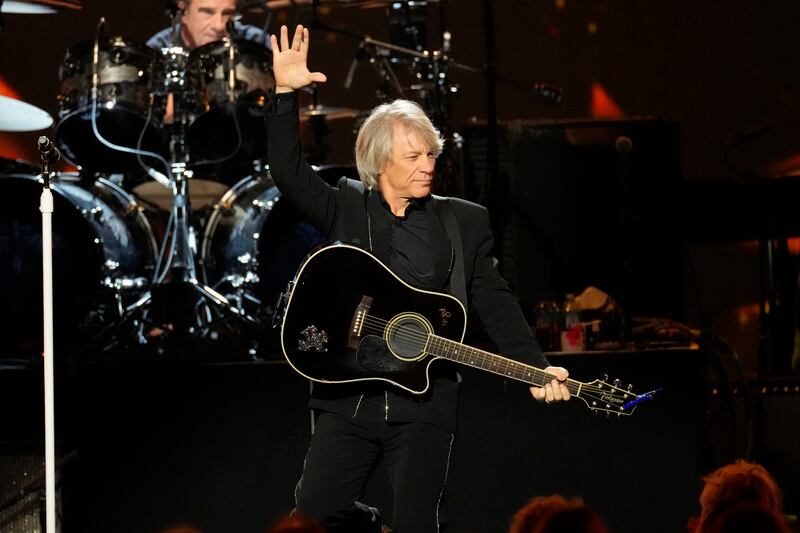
[82,206,105,222]
[102,276,148,291]
[271,280,294,329]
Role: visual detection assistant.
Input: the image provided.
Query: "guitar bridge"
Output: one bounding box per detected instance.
[347,295,373,349]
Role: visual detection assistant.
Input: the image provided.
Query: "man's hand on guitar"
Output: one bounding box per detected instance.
[530,366,571,404]
[270,25,328,94]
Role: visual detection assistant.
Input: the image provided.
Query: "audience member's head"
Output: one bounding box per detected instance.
[266,512,325,533]
[704,503,789,533]
[509,494,608,533]
[693,459,783,533]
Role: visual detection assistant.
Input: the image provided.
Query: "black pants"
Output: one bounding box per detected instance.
[294,411,455,533]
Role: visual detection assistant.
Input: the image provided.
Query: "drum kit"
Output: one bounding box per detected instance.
[1,0,477,362]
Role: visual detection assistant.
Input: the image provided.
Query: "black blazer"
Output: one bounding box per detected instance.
[268,92,548,431]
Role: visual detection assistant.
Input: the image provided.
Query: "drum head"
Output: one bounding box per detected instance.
[0,173,156,360]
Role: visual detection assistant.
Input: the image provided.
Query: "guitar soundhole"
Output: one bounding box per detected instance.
[385,313,430,361]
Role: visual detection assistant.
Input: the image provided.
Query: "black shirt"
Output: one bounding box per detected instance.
[371,194,451,292]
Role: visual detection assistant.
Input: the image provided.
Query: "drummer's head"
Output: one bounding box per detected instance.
[355,100,444,195]
[179,0,239,49]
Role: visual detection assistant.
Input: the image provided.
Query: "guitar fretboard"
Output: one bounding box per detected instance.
[426,334,582,396]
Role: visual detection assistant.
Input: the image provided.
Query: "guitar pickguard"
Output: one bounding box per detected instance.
[355,335,422,373]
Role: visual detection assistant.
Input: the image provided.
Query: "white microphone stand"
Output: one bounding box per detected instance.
[38,136,58,533]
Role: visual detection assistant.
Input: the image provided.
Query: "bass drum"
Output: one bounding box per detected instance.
[0,173,157,360]
[200,173,326,327]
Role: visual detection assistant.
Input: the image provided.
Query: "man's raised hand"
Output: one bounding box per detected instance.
[271,25,328,94]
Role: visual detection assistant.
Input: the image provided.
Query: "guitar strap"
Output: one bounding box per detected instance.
[433,195,468,310]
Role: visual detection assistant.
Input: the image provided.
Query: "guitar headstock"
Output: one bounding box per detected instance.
[575,375,651,418]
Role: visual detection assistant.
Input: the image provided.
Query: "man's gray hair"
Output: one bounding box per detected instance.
[354,99,445,190]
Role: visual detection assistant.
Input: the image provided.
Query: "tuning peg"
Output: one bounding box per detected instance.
[605,411,610,419]
[603,373,609,382]
[613,378,621,387]
[627,384,633,392]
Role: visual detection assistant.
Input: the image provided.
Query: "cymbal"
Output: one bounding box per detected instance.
[1,0,82,13]
[0,95,53,132]
[300,105,359,121]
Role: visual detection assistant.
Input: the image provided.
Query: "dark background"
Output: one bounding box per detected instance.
[2,349,713,533]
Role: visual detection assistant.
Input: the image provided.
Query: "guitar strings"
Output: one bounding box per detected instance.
[357,315,626,399]
[360,309,630,404]
[361,315,620,399]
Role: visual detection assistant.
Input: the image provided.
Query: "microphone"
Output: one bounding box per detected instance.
[38,136,60,163]
[532,83,563,105]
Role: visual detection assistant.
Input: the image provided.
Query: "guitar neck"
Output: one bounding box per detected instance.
[427,335,583,396]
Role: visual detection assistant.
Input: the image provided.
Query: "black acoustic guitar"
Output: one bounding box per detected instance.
[278,243,654,416]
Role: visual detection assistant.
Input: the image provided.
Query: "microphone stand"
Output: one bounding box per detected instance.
[37,136,58,533]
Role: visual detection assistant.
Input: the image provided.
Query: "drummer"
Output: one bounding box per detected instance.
[147,0,270,50]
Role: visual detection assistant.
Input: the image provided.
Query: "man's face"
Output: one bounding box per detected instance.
[379,123,436,202]
[180,0,238,49]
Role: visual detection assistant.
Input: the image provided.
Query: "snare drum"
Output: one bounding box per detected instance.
[187,39,274,164]
[200,172,325,326]
[56,37,165,173]
[0,173,157,358]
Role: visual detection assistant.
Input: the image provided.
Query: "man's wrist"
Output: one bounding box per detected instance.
[275,86,295,94]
